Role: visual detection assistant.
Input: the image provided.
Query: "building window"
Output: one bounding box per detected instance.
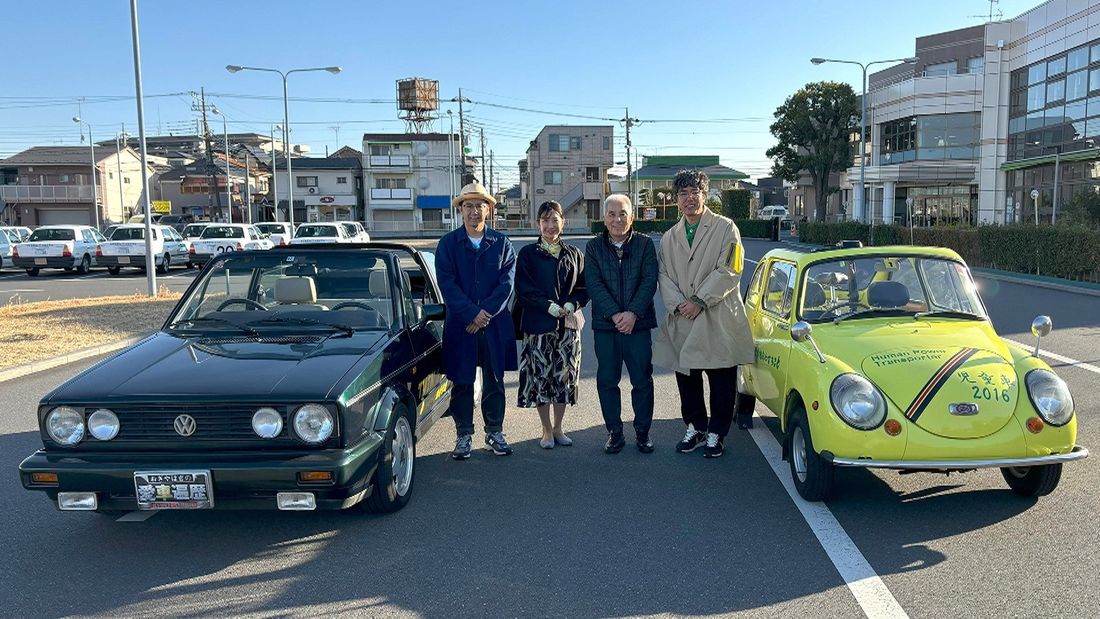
[880,113,979,164]
[296,176,318,188]
[124,177,131,184]
[336,176,347,184]
[966,57,984,74]
[58,174,70,183]
[585,167,600,182]
[925,61,956,77]
[1027,84,1046,111]
[1028,63,1047,85]
[376,178,406,189]
[1048,56,1067,77]
[548,134,582,152]
[1068,46,1089,73]
[370,144,395,155]
[1067,70,1088,101]
[544,171,562,185]
[602,136,611,150]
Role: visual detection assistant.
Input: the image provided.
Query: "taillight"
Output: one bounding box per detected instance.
[95,245,102,257]
[62,244,73,258]
[236,242,244,251]
[189,245,196,255]
[279,237,286,246]
[11,246,17,257]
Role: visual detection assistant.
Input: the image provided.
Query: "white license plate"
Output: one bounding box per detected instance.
[134,470,214,510]
[117,256,130,264]
[34,258,46,265]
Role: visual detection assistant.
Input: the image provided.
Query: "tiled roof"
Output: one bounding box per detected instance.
[0,146,115,166]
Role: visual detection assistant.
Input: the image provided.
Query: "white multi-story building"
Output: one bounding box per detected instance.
[525,125,614,222]
[272,157,363,223]
[361,133,462,232]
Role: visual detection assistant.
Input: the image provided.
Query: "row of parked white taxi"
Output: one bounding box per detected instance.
[1,220,371,276]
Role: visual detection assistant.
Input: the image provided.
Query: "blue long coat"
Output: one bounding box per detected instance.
[434,226,518,385]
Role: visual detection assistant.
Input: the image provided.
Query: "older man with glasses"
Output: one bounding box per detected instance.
[653,169,755,458]
[435,181,518,460]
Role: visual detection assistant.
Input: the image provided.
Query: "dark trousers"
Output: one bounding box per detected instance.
[593,329,654,436]
[676,366,737,437]
[450,332,506,436]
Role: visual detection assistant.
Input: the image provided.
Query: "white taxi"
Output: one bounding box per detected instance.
[338,221,371,243]
[290,222,351,245]
[255,222,294,247]
[12,225,107,276]
[97,224,192,275]
[189,223,274,267]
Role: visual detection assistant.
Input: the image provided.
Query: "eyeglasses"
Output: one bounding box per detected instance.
[677,189,704,198]
[461,202,488,211]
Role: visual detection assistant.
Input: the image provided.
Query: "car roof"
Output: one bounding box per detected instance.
[34,224,91,230]
[763,244,964,266]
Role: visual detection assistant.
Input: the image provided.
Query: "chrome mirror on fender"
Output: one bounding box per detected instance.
[1031,315,1052,357]
[791,321,826,364]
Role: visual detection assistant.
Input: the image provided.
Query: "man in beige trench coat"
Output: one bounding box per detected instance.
[653,169,755,458]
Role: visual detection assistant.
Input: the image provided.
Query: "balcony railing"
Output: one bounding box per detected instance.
[369,188,413,200]
[0,185,95,202]
[368,155,411,168]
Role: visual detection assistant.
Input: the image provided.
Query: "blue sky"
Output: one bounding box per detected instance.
[1,0,1037,185]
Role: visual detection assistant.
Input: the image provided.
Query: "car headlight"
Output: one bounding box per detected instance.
[45,406,85,445]
[829,374,887,430]
[252,407,284,439]
[293,404,334,444]
[1025,369,1074,426]
[87,409,120,441]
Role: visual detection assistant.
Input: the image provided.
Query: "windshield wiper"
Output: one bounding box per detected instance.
[914,310,985,321]
[832,308,913,324]
[247,316,355,337]
[168,317,259,336]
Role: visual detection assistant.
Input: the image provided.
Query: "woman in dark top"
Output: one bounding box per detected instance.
[515,201,588,449]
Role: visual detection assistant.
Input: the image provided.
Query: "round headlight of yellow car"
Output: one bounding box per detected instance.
[1025,369,1074,426]
[293,404,334,444]
[829,374,887,430]
[46,406,85,445]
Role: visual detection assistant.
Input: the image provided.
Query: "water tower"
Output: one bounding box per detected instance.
[396,78,439,133]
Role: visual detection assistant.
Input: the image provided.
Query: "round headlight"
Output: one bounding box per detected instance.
[46,406,85,445]
[1025,369,1074,426]
[87,409,120,441]
[829,374,887,430]
[293,404,334,444]
[252,407,284,439]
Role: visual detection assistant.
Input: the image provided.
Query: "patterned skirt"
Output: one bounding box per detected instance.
[517,329,582,408]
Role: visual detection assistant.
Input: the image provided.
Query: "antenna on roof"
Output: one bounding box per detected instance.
[968,0,1002,22]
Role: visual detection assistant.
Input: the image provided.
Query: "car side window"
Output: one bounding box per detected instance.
[762,261,797,318]
[745,261,767,308]
[81,229,95,243]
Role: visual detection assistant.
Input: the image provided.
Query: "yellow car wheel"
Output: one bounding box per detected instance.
[1000,464,1062,498]
[789,408,834,501]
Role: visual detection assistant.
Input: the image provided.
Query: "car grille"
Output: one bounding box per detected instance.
[107,404,290,442]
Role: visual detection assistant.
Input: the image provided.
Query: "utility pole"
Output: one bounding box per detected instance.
[193,88,218,216]
[244,150,251,224]
[489,149,494,195]
[451,89,471,182]
[621,108,639,204]
[479,127,486,186]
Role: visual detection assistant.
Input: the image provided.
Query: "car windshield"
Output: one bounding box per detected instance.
[28,228,76,242]
[256,224,286,234]
[182,224,207,237]
[2,229,19,242]
[200,226,244,239]
[159,216,182,224]
[800,255,987,323]
[340,223,357,235]
[168,250,397,333]
[296,225,340,238]
[110,227,153,240]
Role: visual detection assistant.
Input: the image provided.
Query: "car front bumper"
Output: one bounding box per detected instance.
[18,434,385,511]
[823,444,1088,470]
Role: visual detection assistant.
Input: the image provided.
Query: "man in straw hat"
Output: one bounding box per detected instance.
[435,181,518,460]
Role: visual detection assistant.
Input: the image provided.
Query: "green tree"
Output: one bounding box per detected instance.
[1060,190,1100,228]
[766,81,859,221]
[722,189,751,219]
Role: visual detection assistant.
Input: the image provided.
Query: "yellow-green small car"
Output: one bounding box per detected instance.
[738,243,1088,501]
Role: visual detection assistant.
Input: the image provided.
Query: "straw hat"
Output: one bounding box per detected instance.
[452,181,497,209]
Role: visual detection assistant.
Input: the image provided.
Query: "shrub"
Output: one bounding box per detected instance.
[722,189,751,219]
[590,218,771,238]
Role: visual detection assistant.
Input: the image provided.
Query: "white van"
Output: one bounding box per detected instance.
[758,205,790,220]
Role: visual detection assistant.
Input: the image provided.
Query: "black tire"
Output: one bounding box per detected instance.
[26,268,39,277]
[362,406,416,513]
[76,254,91,275]
[1000,464,1062,497]
[107,266,121,275]
[788,407,834,501]
[186,260,195,269]
[156,253,170,274]
[733,368,756,428]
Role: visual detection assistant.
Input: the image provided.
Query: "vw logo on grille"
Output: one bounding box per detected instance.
[173,414,197,437]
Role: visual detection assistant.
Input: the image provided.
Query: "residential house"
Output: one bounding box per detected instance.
[155,153,270,223]
[526,125,614,222]
[361,133,462,232]
[273,157,363,223]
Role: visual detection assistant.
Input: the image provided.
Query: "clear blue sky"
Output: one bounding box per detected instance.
[0,0,1037,185]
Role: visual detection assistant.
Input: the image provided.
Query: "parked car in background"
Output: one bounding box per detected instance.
[291,223,351,245]
[339,221,371,243]
[189,223,274,267]
[0,231,14,271]
[12,225,106,276]
[127,213,164,225]
[255,222,294,247]
[738,244,1088,501]
[1,226,32,242]
[158,214,195,233]
[101,225,120,241]
[19,244,451,515]
[181,223,212,240]
[758,205,790,221]
[98,224,192,275]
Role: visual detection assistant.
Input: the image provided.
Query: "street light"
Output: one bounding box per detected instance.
[811,55,919,241]
[71,116,101,230]
[210,106,232,223]
[269,123,281,223]
[115,129,129,220]
[226,64,341,230]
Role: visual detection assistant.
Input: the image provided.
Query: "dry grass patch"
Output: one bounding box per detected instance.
[0,290,182,369]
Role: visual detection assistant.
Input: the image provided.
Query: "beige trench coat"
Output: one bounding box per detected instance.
[652,209,755,373]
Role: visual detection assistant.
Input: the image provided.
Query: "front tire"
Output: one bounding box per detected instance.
[788,407,834,501]
[157,253,170,274]
[1001,464,1062,497]
[362,407,416,513]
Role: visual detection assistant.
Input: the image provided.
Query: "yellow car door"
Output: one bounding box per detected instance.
[751,260,798,413]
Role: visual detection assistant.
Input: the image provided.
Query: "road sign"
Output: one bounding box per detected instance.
[151,200,171,213]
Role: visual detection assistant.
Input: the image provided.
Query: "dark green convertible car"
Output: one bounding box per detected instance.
[19,243,452,515]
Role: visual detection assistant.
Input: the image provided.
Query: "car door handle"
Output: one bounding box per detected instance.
[778,323,789,331]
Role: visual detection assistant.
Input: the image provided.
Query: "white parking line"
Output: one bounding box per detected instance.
[747,412,909,619]
[0,289,44,293]
[1003,339,1100,376]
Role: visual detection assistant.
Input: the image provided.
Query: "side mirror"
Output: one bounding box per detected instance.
[1030,315,1052,357]
[791,320,825,364]
[421,303,446,322]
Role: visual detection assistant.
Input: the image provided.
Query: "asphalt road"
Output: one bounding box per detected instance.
[1,237,1096,618]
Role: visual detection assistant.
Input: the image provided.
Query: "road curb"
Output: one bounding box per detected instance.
[0,334,147,385]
